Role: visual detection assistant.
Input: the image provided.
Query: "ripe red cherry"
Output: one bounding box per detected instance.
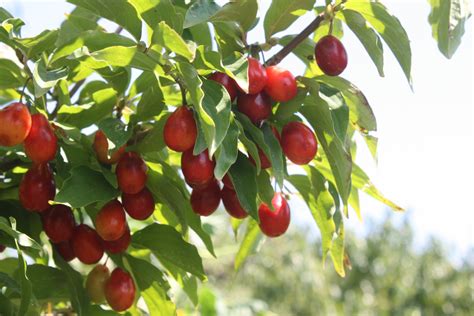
[264,66,298,102]
[95,200,127,241]
[24,114,57,163]
[237,92,272,125]
[258,193,291,237]
[41,204,75,243]
[0,102,32,147]
[19,163,56,212]
[190,181,221,216]
[86,264,110,304]
[222,174,234,189]
[122,187,154,220]
[315,35,348,76]
[103,226,131,254]
[209,72,239,101]
[0,244,6,252]
[105,268,136,312]
[116,152,148,194]
[181,149,215,187]
[221,187,248,219]
[163,106,197,152]
[238,57,267,94]
[281,122,317,165]
[71,224,104,264]
[54,240,76,262]
[93,130,126,164]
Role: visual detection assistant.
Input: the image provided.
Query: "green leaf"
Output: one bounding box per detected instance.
[15,29,59,59]
[428,0,471,58]
[132,223,206,280]
[214,119,239,179]
[129,0,183,34]
[151,21,196,61]
[0,59,25,89]
[67,0,142,40]
[32,59,69,98]
[56,166,119,208]
[0,218,42,251]
[211,0,258,31]
[136,81,165,121]
[338,10,384,76]
[274,89,307,121]
[14,236,34,316]
[228,153,258,220]
[56,7,99,47]
[26,265,70,300]
[264,0,316,40]
[213,22,245,58]
[319,84,349,143]
[234,220,262,271]
[184,0,220,29]
[343,1,412,87]
[97,117,132,149]
[256,169,274,207]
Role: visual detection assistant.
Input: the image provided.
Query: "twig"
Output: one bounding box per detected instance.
[114,26,123,34]
[69,79,85,98]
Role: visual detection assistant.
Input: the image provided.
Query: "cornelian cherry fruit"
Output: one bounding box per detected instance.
[54,240,76,262]
[95,200,126,241]
[209,72,239,101]
[116,152,148,194]
[103,226,131,254]
[239,57,267,94]
[105,268,136,312]
[0,102,32,147]
[315,35,348,76]
[258,193,291,237]
[181,149,215,187]
[24,113,57,163]
[122,187,154,220]
[41,204,75,243]
[221,187,248,219]
[264,66,298,102]
[163,106,197,152]
[19,163,55,212]
[71,224,104,264]
[281,121,317,165]
[93,130,126,164]
[190,181,221,216]
[237,92,272,125]
[86,264,110,304]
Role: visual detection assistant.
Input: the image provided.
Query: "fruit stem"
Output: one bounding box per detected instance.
[266,12,325,66]
[19,77,31,104]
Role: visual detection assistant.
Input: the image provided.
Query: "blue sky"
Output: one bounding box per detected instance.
[2,0,472,259]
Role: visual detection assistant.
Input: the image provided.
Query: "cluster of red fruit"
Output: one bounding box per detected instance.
[163,57,319,237]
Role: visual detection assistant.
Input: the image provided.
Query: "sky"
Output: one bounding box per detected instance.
[1,0,473,259]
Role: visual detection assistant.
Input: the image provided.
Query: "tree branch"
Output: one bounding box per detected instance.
[266,12,325,66]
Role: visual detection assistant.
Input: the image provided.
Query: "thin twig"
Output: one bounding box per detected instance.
[69,79,85,98]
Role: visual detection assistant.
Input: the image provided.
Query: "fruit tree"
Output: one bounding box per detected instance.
[0,0,470,314]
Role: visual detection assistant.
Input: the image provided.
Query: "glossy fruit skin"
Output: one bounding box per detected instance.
[181,149,215,187]
[93,130,126,164]
[163,106,197,152]
[122,187,154,220]
[54,240,76,262]
[105,268,136,312]
[19,163,56,212]
[281,121,318,165]
[237,92,272,125]
[71,224,104,264]
[190,181,221,216]
[222,174,234,190]
[209,72,239,101]
[221,187,248,219]
[116,152,148,194]
[95,200,127,241]
[264,66,298,102]
[103,226,131,254]
[41,204,75,243]
[24,114,57,163]
[250,148,271,169]
[239,57,267,94]
[315,35,348,76]
[86,264,110,304]
[258,193,291,237]
[0,102,32,147]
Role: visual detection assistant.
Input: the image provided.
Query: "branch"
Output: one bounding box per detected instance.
[266,12,325,66]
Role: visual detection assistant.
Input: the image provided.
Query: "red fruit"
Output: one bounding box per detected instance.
[95,200,127,241]
[163,106,197,152]
[315,35,348,76]
[24,114,57,163]
[122,188,154,220]
[116,152,148,194]
[181,149,215,187]
[264,66,298,102]
[71,224,104,264]
[0,244,6,252]
[271,126,281,143]
[105,268,136,312]
[103,226,131,254]
[237,92,272,125]
[281,121,318,165]
[190,181,221,216]
[258,193,290,237]
[222,174,234,190]
[0,102,32,147]
[93,130,126,164]
[209,72,238,101]
[19,163,55,212]
[250,148,271,169]
[221,187,248,219]
[41,204,75,243]
[239,57,267,94]
[86,264,110,304]
[54,240,76,262]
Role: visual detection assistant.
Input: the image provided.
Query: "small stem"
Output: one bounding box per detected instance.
[266,12,325,66]
[19,77,31,103]
[69,79,85,99]
[114,26,123,34]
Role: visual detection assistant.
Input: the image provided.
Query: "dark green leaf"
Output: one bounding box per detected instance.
[234,220,262,271]
[151,21,196,61]
[184,0,220,28]
[211,0,258,31]
[97,117,132,149]
[214,119,239,179]
[32,59,69,98]
[0,59,25,89]
[229,153,258,220]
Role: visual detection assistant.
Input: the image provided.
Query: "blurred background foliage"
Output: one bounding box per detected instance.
[175,214,473,316]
